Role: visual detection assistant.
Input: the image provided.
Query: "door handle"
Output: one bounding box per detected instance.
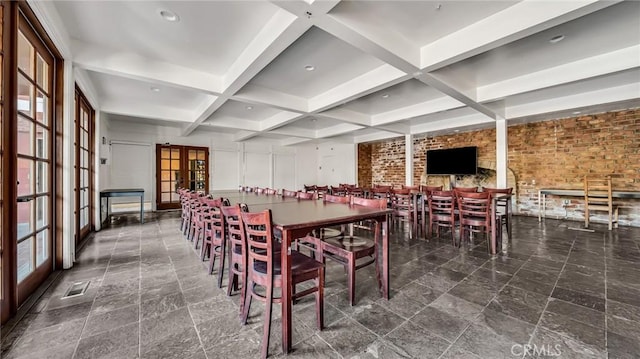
[17,197,33,203]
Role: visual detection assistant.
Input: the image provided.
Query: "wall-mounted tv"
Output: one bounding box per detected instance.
[426,146,478,175]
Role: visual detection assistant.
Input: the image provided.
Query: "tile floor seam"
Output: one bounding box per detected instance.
[523,231,578,359]
[171,227,210,359]
[435,244,534,359]
[70,230,116,359]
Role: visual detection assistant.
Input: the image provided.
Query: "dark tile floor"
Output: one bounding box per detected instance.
[2,212,640,359]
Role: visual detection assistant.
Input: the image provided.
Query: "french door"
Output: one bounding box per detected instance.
[15,9,55,305]
[75,87,94,244]
[156,144,208,210]
[1,2,62,324]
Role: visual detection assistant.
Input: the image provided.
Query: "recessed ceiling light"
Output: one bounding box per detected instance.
[572,111,581,115]
[304,65,315,71]
[159,9,180,22]
[150,87,160,92]
[549,35,565,44]
[454,130,460,133]
[310,118,317,122]
[246,106,253,110]
[382,94,390,99]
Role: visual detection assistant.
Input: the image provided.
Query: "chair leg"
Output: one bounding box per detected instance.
[260,286,273,359]
[218,242,226,288]
[239,269,248,318]
[317,267,324,330]
[348,255,356,306]
[241,281,252,325]
[208,246,216,275]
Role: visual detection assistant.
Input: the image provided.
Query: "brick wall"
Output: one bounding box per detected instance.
[357,108,640,226]
[364,136,406,187]
[357,143,372,188]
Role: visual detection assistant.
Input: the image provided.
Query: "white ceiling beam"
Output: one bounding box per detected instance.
[100,100,195,124]
[280,137,314,147]
[234,130,261,142]
[316,123,365,138]
[371,96,465,126]
[354,130,404,144]
[505,83,640,119]
[410,114,494,135]
[417,73,498,119]
[204,117,261,132]
[375,123,411,135]
[72,39,224,95]
[315,108,371,126]
[234,85,309,113]
[420,0,620,71]
[260,111,305,131]
[478,46,640,102]
[183,9,313,136]
[269,128,316,139]
[308,65,408,112]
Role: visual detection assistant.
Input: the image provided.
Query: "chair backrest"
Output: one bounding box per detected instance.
[453,186,478,194]
[329,185,345,196]
[347,187,364,197]
[428,190,456,215]
[323,194,350,204]
[456,191,491,222]
[221,204,247,257]
[297,191,316,200]
[315,185,329,199]
[240,210,275,276]
[584,175,613,208]
[244,186,254,193]
[401,185,419,191]
[255,187,266,194]
[420,185,443,194]
[303,184,316,192]
[351,196,387,209]
[282,189,298,198]
[482,187,513,195]
[265,188,278,195]
[205,205,225,239]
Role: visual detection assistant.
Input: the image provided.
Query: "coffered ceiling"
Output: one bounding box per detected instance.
[38,0,640,146]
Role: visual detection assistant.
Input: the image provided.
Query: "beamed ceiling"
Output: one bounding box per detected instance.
[39,0,640,145]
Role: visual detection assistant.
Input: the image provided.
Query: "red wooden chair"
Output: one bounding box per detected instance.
[457,191,501,252]
[427,190,457,245]
[482,187,513,238]
[240,210,324,359]
[390,189,416,236]
[320,196,386,306]
[297,191,316,200]
[282,189,298,198]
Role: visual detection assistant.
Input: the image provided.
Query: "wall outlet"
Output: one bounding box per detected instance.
[562,199,570,205]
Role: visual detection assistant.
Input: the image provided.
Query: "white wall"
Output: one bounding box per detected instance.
[316,143,357,186]
[106,120,316,209]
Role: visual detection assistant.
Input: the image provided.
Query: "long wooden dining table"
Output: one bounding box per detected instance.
[212,191,391,354]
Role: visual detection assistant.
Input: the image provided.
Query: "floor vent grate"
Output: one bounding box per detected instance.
[61,281,90,299]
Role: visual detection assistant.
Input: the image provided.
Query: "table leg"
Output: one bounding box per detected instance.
[382,218,389,300]
[491,198,497,255]
[538,190,542,222]
[281,230,292,354]
[140,195,144,224]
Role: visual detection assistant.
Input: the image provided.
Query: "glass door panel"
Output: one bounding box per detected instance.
[75,87,94,243]
[15,21,53,289]
[156,145,208,210]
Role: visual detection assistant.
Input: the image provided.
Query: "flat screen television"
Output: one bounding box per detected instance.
[426,146,477,175]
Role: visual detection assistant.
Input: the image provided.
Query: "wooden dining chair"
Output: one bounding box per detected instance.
[240,210,324,359]
[482,187,513,238]
[264,188,278,195]
[255,187,266,194]
[390,189,416,235]
[457,191,500,252]
[452,186,478,194]
[347,187,365,198]
[220,204,251,315]
[320,196,387,306]
[297,191,316,200]
[584,175,619,230]
[281,189,297,198]
[426,190,457,245]
[201,198,230,288]
[315,185,329,199]
[303,184,316,193]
